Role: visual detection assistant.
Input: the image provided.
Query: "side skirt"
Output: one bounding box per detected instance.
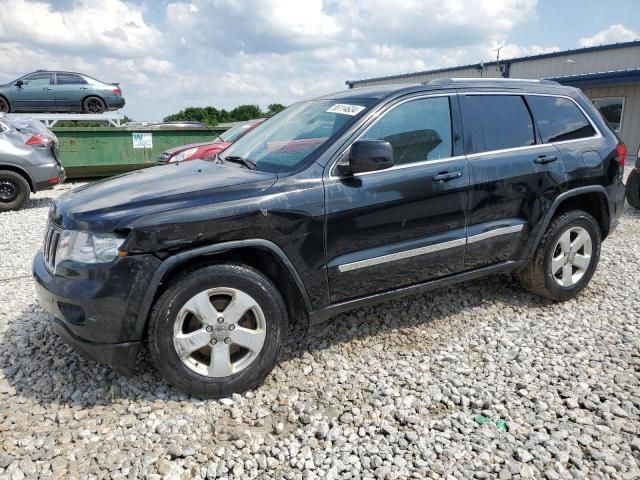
[308,260,526,325]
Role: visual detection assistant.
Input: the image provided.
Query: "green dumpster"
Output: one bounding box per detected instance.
[52,126,222,178]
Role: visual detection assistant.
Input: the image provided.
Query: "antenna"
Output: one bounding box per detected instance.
[493,45,506,76]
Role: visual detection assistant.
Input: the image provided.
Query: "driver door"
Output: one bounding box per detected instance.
[324,94,470,303]
[10,72,55,111]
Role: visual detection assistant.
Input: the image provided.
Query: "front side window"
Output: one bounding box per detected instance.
[360,96,453,165]
[56,73,87,85]
[220,99,374,173]
[461,95,535,154]
[20,73,52,86]
[592,97,624,132]
[527,96,596,143]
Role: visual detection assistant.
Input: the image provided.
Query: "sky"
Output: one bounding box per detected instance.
[0,0,638,121]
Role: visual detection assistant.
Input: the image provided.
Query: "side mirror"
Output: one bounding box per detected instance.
[339,139,394,175]
[14,80,23,88]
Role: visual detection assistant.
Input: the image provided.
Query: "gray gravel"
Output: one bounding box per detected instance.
[0,180,639,480]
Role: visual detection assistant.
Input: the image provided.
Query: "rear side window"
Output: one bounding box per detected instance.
[361,96,453,165]
[460,95,535,154]
[56,73,87,85]
[527,96,596,143]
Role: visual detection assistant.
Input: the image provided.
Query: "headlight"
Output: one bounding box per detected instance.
[56,230,125,266]
[170,147,199,163]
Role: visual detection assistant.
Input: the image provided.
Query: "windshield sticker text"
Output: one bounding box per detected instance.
[326,104,365,116]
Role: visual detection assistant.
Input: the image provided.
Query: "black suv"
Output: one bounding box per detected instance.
[33,79,626,397]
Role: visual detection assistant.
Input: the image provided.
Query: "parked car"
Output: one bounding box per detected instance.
[33,79,626,397]
[625,145,640,209]
[158,119,265,164]
[0,70,125,114]
[0,115,65,211]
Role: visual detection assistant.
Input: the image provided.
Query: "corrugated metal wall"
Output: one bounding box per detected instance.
[510,45,640,78]
[582,84,640,155]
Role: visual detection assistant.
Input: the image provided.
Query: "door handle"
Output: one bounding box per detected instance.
[42,87,52,91]
[432,171,463,182]
[534,155,558,164]
[80,87,88,90]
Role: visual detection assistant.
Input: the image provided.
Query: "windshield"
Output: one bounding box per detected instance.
[217,121,258,143]
[219,99,375,173]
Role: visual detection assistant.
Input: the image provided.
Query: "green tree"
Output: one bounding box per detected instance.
[266,103,286,116]
[163,103,287,126]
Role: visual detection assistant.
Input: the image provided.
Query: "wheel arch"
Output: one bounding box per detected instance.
[0,163,36,192]
[528,186,611,259]
[135,240,312,340]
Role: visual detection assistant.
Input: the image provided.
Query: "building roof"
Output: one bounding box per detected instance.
[346,40,640,86]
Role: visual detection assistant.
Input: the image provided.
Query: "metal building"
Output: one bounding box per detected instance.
[346,41,640,155]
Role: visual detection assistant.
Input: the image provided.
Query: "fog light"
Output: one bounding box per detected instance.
[57,302,85,325]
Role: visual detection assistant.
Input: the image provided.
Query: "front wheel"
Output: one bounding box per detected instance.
[0,170,30,212]
[518,210,601,301]
[148,264,287,398]
[0,96,10,113]
[82,96,106,114]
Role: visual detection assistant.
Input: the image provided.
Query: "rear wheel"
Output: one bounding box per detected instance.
[82,96,106,114]
[0,96,10,113]
[626,169,640,209]
[148,264,287,398]
[518,210,601,301]
[0,170,30,212]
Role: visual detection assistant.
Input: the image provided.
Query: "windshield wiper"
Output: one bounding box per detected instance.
[223,155,256,170]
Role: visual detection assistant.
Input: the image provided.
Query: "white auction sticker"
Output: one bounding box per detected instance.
[326,103,365,116]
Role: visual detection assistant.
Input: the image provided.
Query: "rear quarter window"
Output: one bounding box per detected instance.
[526,95,596,143]
[460,95,535,154]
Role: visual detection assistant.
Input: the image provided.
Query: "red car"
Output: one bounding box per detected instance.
[158,119,265,164]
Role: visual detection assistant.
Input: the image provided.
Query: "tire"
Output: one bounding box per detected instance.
[0,170,30,212]
[625,169,640,210]
[148,263,288,398]
[517,210,601,301]
[0,96,10,113]
[82,96,106,114]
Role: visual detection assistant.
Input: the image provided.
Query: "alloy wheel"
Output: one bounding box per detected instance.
[551,226,592,287]
[173,287,267,378]
[86,99,104,113]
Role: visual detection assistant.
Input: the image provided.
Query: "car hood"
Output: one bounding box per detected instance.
[163,140,224,156]
[52,160,277,234]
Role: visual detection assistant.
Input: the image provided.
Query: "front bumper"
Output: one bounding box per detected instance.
[51,315,140,375]
[33,250,160,374]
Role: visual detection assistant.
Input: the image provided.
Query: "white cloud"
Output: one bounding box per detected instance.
[0,0,162,57]
[579,24,639,48]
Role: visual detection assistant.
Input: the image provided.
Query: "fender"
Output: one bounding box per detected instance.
[527,185,611,260]
[134,239,312,338]
[0,162,36,191]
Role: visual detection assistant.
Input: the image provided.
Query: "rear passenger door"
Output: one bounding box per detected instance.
[459,93,567,269]
[52,73,89,110]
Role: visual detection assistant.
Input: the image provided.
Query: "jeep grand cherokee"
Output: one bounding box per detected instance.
[33,79,626,397]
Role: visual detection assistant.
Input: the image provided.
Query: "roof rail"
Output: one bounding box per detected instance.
[426,77,560,86]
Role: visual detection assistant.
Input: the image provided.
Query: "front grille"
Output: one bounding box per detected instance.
[43,223,62,271]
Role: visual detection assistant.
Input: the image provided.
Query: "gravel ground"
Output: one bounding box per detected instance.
[0,180,639,480]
